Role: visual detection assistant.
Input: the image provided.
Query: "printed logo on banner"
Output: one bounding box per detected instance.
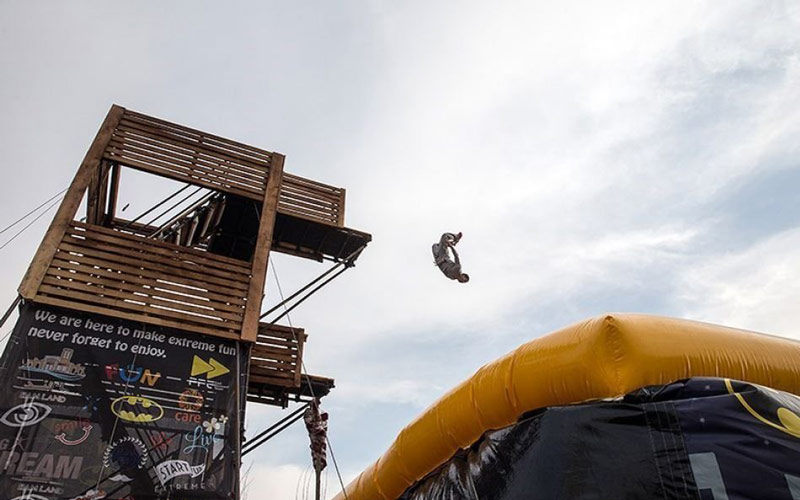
[725,378,800,438]
[0,451,83,479]
[69,488,107,500]
[21,348,86,381]
[190,356,230,379]
[105,363,161,386]
[11,495,50,500]
[183,415,228,459]
[188,356,230,392]
[103,436,149,482]
[16,389,67,404]
[155,459,206,485]
[2,304,240,497]
[55,421,93,446]
[110,395,164,423]
[15,483,63,496]
[0,401,52,427]
[178,388,204,411]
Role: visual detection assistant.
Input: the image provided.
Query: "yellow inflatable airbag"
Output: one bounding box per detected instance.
[334,314,800,500]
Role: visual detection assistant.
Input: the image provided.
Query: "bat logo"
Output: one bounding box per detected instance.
[110,395,164,423]
[725,378,800,439]
[1,402,51,427]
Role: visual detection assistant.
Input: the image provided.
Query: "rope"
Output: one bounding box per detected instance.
[0,195,64,251]
[269,258,350,499]
[260,244,366,322]
[0,188,67,236]
[144,186,205,229]
[0,296,22,350]
[119,184,192,230]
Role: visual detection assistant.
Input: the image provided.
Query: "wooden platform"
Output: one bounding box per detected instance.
[272,212,372,263]
[18,105,371,343]
[247,373,335,407]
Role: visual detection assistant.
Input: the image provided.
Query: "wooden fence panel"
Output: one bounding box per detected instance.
[33,222,251,339]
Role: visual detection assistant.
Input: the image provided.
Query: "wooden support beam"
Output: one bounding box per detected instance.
[337,187,346,227]
[105,162,121,225]
[87,166,99,224]
[96,160,110,224]
[240,153,285,342]
[18,104,125,299]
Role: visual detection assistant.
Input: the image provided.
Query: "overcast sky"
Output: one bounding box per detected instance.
[1,1,800,499]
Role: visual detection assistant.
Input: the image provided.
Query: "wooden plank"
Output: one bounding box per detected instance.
[103,150,264,201]
[118,118,271,173]
[241,153,284,342]
[43,270,244,316]
[277,202,337,223]
[281,186,342,207]
[257,332,303,344]
[50,253,247,298]
[337,188,346,227]
[19,105,126,299]
[70,221,250,269]
[248,373,297,387]
[45,267,246,314]
[41,276,245,322]
[250,356,297,370]
[122,111,273,165]
[280,180,343,203]
[32,295,240,340]
[110,130,267,183]
[283,173,343,194]
[36,285,241,331]
[57,242,249,291]
[124,110,274,163]
[107,139,266,194]
[87,166,99,225]
[105,163,120,225]
[278,195,339,216]
[60,234,250,283]
[252,350,298,364]
[276,205,337,225]
[64,226,248,276]
[259,323,305,335]
[109,217,158,237]
[278,188,340,209]
[250,362,297,374]
[48,258,246,305]
[294,324,305,386]
[109,134,267,188]
[255,335,301,348]
[254,342,299,354]
[96,161,110,226]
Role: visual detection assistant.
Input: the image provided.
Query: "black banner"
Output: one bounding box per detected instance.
[0,302,247,500]
[400,377,800,500]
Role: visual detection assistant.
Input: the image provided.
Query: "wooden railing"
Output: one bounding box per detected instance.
[33,222,251,339]
[249,323,306,388]
[102,108,344,227]
[278,173,345,227]
[104,109,273,200]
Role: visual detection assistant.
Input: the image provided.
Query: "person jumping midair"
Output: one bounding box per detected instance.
[432,232,469,283]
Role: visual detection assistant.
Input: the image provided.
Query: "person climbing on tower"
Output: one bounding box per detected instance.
[432,232,470,283]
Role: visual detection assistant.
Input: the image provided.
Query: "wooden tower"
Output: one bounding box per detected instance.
[0,105,370,500]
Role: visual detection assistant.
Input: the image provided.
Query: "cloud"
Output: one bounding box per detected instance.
[677,227,800,337]
[2,1,800,497]
[241,463,308,500]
